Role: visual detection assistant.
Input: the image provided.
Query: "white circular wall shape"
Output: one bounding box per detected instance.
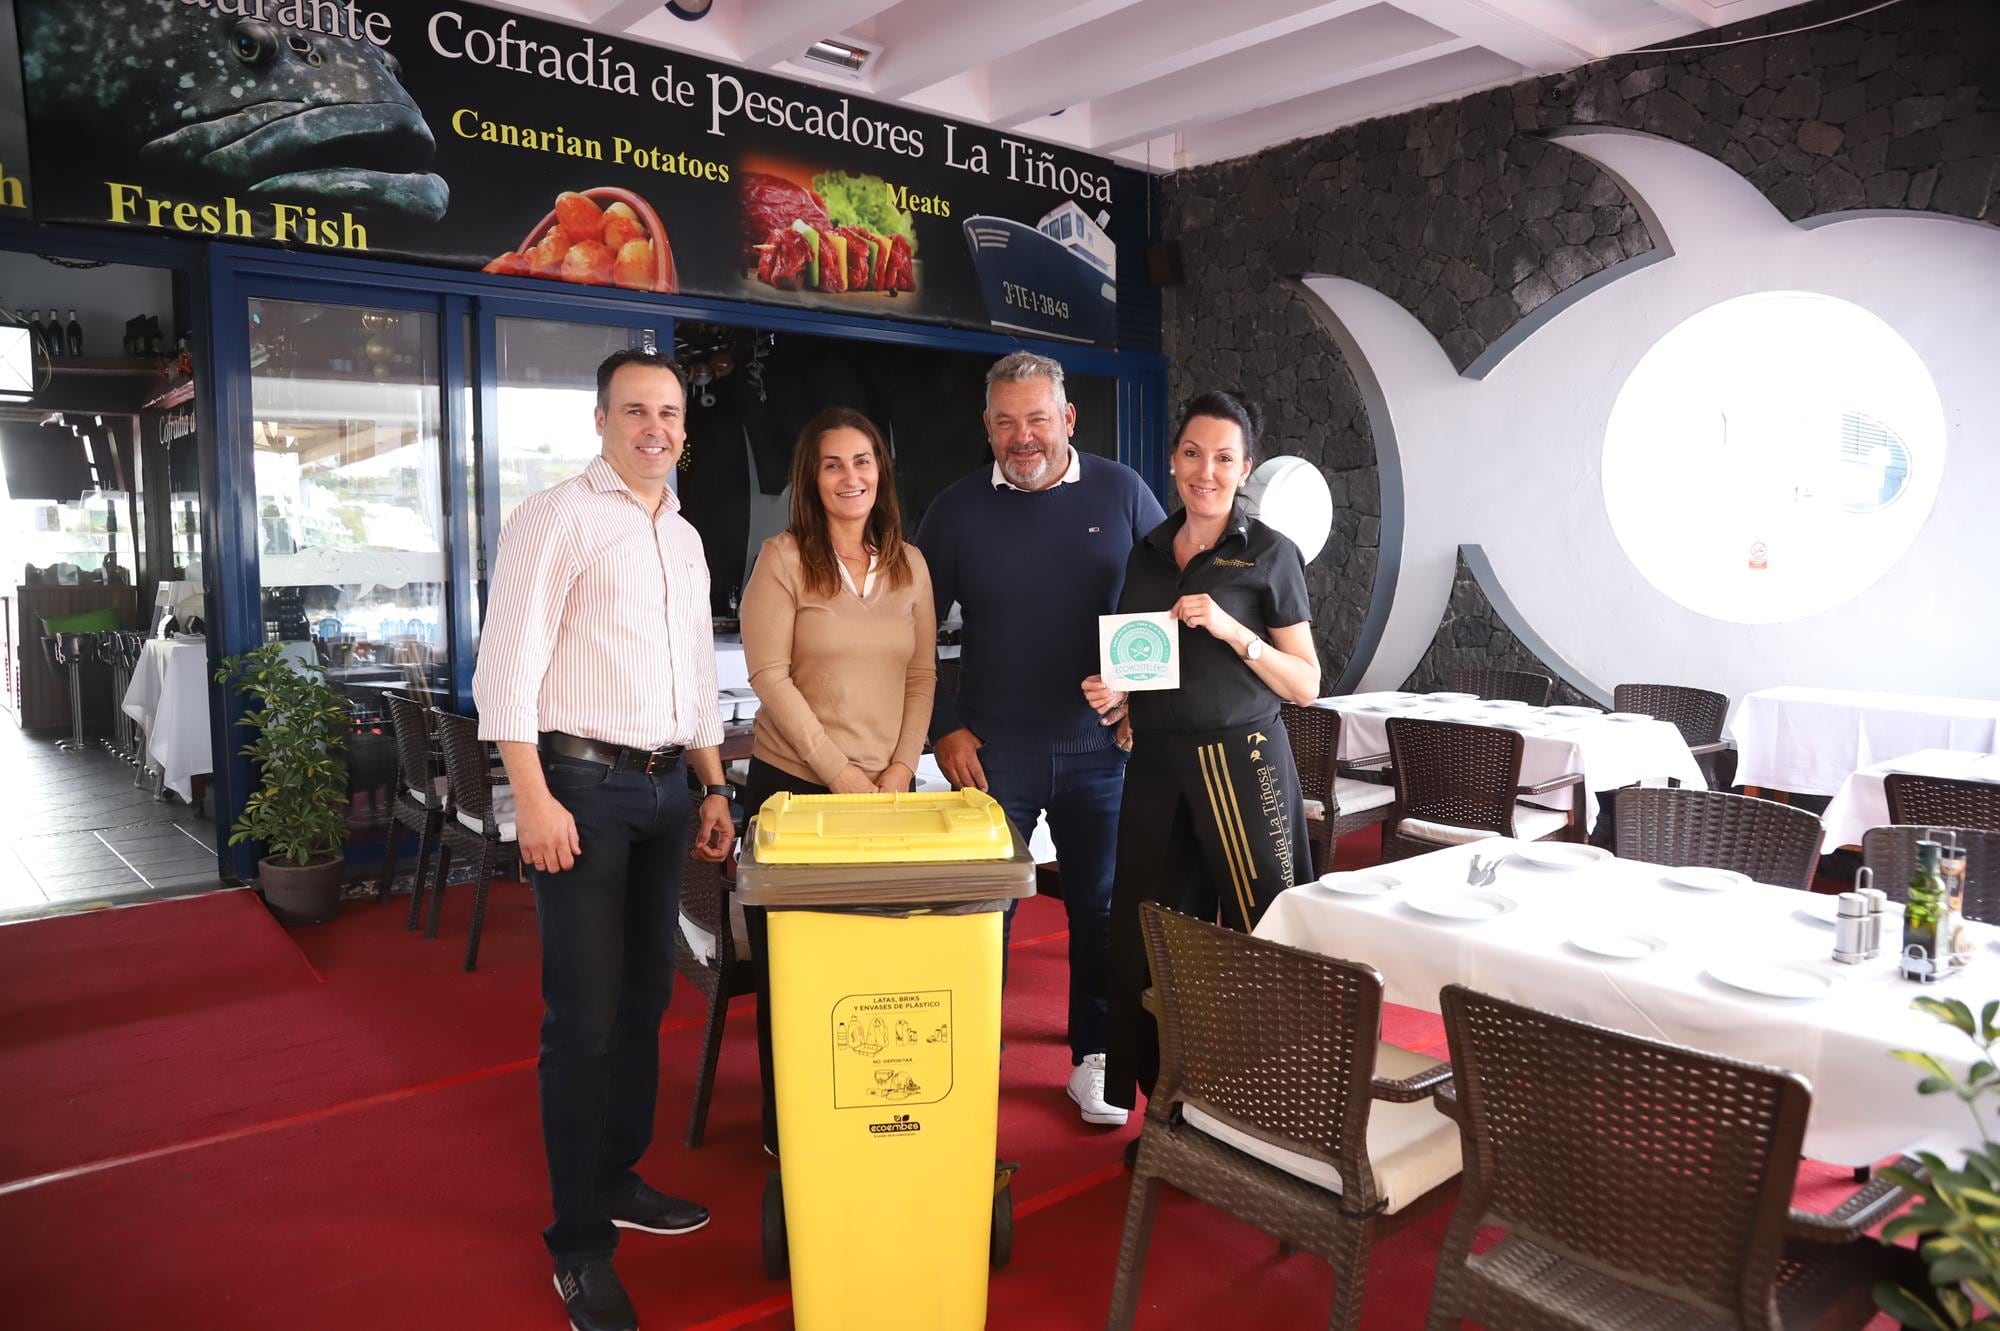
[1601,291,1945,625]
[1243,455,1333,562]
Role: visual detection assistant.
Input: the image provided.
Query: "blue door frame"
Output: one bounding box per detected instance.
[201,242,1167,880]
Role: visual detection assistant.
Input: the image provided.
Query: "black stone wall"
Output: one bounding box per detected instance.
[1162,0,2000,687]
[1403,551,1598,708]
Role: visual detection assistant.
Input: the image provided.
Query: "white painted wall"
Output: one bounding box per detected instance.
[1302,128,2000,709]
[0,252,175,358]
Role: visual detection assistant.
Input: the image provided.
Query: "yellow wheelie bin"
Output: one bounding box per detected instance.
[736,789,1036,1331]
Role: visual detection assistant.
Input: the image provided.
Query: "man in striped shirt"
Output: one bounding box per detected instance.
[473,349,734,1331]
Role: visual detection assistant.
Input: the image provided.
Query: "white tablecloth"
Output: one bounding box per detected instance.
[1729,686,2000,798]
[1316,693,1706,830]
[1256,838,1984,1166]
[122,639,212,801]
[1821,747,2000,851]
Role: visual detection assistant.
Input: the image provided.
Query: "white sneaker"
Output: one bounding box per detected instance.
[1067,1053,1128,1126]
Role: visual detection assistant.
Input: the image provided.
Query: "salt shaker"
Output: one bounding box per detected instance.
[1834,892,1870,964]
[1860,886,1889,960]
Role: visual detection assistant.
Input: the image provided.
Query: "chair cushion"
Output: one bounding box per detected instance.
[406,775,448,804]
[678,898,754,966]
[456,794,517,843]
[1178,1042,1461,1214]
[1400,804,1570,846]
[1333,777,1396,815]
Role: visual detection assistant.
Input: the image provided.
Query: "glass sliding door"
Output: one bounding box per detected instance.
[246,293,448,862]
[493,317,647,525]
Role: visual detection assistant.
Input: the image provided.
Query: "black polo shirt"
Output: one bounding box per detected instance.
[1118,499,1312,735]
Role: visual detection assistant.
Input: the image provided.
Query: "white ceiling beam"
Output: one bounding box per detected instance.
[1177,45,1521,166]
[1389,0,1596,70]
[582,0,684,30]
[1644,0,1725,27]
[986,0,1380,130]
[738,0,901,69]
[1090,8,1474,153]
[867,0,1145,102]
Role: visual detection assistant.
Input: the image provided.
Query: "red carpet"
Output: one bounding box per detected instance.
[0,829,1900,1329]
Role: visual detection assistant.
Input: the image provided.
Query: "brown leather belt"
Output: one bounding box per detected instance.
[539,731,686,775]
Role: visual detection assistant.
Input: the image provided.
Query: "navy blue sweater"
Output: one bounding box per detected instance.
[916,454,1166,753]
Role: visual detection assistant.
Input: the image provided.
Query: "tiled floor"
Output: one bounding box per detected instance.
[0,719,224,921]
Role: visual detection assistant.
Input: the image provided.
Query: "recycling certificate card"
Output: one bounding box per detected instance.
[1099,611,1180,691]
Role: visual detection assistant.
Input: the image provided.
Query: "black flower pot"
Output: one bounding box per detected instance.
[259,855,345,925]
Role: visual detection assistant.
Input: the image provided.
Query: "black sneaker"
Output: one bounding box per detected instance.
[608,1180,710,1236]
[552,1259,637,1331]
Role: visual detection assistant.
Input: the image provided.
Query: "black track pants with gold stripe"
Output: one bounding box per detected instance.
[1102,714,1309,1110]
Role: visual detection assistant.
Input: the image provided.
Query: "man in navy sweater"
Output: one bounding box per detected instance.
[916,351,1166,1128]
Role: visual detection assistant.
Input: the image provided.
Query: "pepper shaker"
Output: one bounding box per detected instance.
[1833,892,1869,964]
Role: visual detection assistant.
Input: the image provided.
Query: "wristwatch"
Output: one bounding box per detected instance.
[1243,636,1266,662]
[702,783,737,802]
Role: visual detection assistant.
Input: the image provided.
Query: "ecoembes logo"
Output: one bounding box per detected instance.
[868,1114,921,1135]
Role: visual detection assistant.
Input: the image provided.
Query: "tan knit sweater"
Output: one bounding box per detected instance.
[740,532,937,786]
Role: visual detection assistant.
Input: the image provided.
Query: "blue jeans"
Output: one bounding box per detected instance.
[531,753,692,1262]
[979,743,1128,1064]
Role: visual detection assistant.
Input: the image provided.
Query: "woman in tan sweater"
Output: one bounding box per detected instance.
[738,405,936,1154]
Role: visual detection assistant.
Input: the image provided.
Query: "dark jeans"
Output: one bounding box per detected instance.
[980,743,1128,1065]
[532,752,692,1263]
[740,757,828,1157]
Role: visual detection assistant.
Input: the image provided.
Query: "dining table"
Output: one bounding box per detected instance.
[1256,837,1986,1167]
[1315,691,1707,830]
[1728,686,2000,799]
[1820,747,2000,851]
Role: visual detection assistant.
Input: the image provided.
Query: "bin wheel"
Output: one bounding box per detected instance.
[990,1169,1014,1269]
[761,1169,788,1280]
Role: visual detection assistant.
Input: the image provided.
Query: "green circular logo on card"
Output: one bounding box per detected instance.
[1110,621,1172,681]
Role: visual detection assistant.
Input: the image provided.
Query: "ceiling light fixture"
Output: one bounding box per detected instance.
[663,0,712,20]
[801,36,875,79]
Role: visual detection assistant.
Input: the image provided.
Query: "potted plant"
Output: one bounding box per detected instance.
[1877,995,2000,1331]
[214,642,350,924]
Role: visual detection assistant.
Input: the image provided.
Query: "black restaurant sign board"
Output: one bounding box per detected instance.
[12,0,1146,346]
[0,1,30,215]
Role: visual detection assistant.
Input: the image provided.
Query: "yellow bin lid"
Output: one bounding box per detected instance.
[751,789,1014,865]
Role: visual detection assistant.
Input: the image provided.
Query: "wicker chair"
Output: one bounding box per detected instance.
[1864,825,2000,924]
[1447,668,1552,708]
[379,692,447,925]
[1885,773,2000,832]
[1380,718,1583,862]
[431,710,521,972]
[1614,787,1822,892]
[1425,984,1924,1331]
[674,802,754,1149]
[1613,682,1733,785]
[1106,904,1459,1331]
[1280,702,1394,876]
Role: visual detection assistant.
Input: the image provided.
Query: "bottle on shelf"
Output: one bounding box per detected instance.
[28,307,46,357]
[65,310,82,358]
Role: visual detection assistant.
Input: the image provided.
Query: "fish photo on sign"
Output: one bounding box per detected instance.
[17,0,449,241]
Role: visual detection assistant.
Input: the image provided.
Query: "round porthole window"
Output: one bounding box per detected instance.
[1601,291,1944,625]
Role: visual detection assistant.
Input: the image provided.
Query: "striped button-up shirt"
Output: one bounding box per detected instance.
[474,456,723,750]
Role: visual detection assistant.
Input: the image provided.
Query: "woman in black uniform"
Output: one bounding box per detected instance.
[1083,390,1321,1112]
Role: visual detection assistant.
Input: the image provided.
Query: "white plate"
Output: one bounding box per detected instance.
[1406,888,1517,921]
[1317,870,1400,897]
[1663,866,1750,892]
[1705,961,1836,1001]
[1604,712,1653,723]
[1484,698,1532,709]
[1493,719,1543,732]
[1425,691,1478,702]
[1544,705,1600,718]
[1570,930,1667,960]
[1513,843,1611,870]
